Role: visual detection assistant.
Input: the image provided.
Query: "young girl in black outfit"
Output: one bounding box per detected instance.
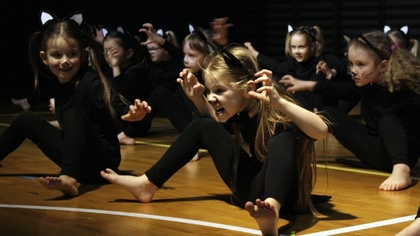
[118,25,215,156]
[102,28,152,145]
[0,11,150,196]
[117,23,185,145]
[103,28,152,104]
[323,30,420,191]
[101,45,329,235]
[245,26,352,112]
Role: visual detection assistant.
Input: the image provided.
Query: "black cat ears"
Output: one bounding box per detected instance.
[39,10,84,27]
[288,24,317,42]
[343,34,388,60]
[188,23,218,52]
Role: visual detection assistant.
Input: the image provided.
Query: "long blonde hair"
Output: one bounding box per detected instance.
[203,45,319,214]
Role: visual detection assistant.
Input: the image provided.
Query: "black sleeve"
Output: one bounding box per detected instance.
[256,54,294,80]
[314,79,361,101]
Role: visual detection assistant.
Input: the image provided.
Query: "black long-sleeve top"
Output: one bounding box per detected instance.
[106,65,152,102]
[257,52,346,110]
[359,84,420,136]
[147,40,185,93]
[54,68,129,157]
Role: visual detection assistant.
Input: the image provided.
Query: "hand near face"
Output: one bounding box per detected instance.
[139,23,165,46]
[177,69,206,100]
[121,99,151,122]
[247,69,282,105]
[104,47,122,67]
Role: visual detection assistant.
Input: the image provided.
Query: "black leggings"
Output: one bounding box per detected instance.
[145,117,299,209]
[0,110,119,183]
[323,107,420,172]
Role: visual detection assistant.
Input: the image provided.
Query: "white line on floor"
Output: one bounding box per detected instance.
[0,204,261,235]
[302,215,415,235]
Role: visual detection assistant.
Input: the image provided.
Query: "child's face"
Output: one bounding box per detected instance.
[205,76,248,123]
[183,43,206,73]
[40,36,83,84]
[347,45,382,86]
[147,43,169,62]
[290,34,314,62]
[103,38,128,67]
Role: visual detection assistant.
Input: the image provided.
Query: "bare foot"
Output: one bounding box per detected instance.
[118,132,135,145]
[39,175,79,196]
[100,168,158,202]
[190,152,200,162]
[379,164,412,191]
[245,198,280,236]
[395,218,420,236]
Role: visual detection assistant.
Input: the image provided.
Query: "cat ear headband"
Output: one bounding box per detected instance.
[156,29,163,36]
[288,24,316,42]
[384,25,408,34]
[40,10,84,26]
[101,28,109,37]
[219,44,259,83]
[343,34,388,60]
[188,23,218,52]
[103,26,129,38]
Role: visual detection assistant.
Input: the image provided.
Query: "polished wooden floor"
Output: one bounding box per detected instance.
[0,99,419,236]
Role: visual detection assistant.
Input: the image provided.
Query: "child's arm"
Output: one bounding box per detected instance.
[248,69,329,140]
[280,74,317,94]
[177,69,217,120]
[121,99,151,122]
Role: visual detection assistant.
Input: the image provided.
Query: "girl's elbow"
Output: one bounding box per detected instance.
[311,128,329,140]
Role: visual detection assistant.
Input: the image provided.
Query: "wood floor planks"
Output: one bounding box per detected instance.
[0,100,419,235]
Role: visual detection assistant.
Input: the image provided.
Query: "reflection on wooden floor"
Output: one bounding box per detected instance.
[0,100,419,236]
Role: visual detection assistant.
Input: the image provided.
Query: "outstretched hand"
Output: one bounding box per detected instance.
[247,69,282,105]
[210,17,233,46]
[316,60,335,79]
[177,69,206,100]
[280,74,316,93]
[121,99,151,122]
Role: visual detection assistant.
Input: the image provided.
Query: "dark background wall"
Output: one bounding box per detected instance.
[2,0,420,100]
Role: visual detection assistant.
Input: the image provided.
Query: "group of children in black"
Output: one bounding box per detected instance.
[2,10,420,236]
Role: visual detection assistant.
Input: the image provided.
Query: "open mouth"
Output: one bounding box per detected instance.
[59,67,72,72]
[215,107,224,115]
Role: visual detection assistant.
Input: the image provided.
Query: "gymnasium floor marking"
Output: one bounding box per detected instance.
[1,118,418,181]
[136,139,420,181]
[0,114,418,234]
[0,204,260,235]
[0,204,414,235]
[316,164,420,181]
[302,215,415,236]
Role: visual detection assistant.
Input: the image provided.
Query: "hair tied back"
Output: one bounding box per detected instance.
[391,43,397,52]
